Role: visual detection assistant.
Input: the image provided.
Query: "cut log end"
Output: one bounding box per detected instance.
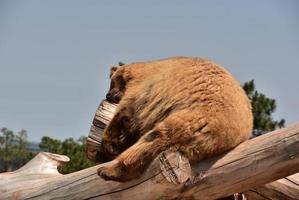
[42,152,70,163]
[15,152,70,175]
[159,150,192,184]
[86,99,118,161]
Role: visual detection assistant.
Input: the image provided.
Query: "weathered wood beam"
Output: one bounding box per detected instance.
[244,173,299,200]
[1,123,299,200]
[0,150,186,200]
[179,122,299,199]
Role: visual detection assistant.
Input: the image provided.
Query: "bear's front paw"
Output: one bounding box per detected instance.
[97,160,129,182]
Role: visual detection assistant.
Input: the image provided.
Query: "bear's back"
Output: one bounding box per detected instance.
[128,56,250,113]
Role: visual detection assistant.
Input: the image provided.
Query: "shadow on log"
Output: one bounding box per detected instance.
[1,123,299,200]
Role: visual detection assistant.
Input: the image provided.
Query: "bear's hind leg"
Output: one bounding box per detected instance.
[97,110,208,181]
[97,128,169,181]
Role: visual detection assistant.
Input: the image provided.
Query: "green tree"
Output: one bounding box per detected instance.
[39,136,61,153]
[0,128,35,172]
[16,129,28,151]
[60,136,94,173]
[242,80,285,137]
[15,129,35,167]
[0,128,15,171]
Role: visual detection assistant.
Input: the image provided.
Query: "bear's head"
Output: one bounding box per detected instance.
[96,65,138,162]
[97,63,149,162]
[105,66,131,103]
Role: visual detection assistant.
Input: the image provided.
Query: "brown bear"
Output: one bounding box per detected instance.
[96,56,253,182]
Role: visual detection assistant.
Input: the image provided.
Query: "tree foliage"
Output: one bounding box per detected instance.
[0,129,94,174]
[0,128,35,172]
[242,80,285,137]
[39,136,61,153]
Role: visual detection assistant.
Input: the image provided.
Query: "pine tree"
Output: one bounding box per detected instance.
[242,80,285,137]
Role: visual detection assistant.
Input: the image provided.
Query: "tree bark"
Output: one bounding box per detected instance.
[1,123,299,200]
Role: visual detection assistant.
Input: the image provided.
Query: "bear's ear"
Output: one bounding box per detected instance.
[110,66,118,78]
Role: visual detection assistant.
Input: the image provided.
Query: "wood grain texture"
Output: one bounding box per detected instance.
[86,100,117,161]
[245,174,299,200]
[180,123,299,199]
[92,100,117,131]
[0,151,187,200]
[1,123,299,200]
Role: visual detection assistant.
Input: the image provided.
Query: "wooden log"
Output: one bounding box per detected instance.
[1,123,299,199]
[0,150,189,200]
[86,100,117,161]
[177,123,299,199]
[244,173,299,200]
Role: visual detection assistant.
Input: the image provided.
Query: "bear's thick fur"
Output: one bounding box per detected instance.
[97,56,253,181]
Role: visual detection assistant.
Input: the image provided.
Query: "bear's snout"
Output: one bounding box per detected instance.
[106,90,122,103]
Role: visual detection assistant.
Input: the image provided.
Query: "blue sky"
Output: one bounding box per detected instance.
[0,0,298,142]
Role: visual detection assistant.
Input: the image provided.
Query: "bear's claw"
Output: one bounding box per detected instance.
[97,161,129,182]
[97,165,121,181]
